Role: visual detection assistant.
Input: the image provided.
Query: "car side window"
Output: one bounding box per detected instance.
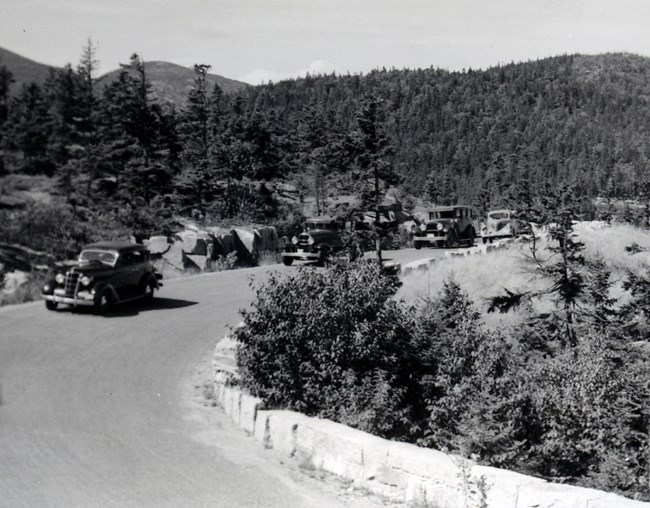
[119,253,135,266]
[132,251,144,264]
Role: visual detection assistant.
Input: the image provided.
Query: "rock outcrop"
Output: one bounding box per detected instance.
[144,224,282,274]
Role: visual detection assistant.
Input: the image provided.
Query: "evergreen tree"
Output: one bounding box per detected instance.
[0,64,14,174]
[347,94,398,264]
[176,64,222,217]
[4,83,52,174]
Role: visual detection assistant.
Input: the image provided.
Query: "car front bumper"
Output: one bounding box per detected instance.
[42,289,96,307]
[281,250,322,261]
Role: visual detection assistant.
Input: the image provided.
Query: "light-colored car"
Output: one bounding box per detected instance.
[481,209,524,243]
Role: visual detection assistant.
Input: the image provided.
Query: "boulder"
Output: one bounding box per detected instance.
[161,242,185,271]
[212,233,237,259]
[174,231,207,256]
[232,228,256,263]
[145,236,171,255]
[254,226,281,252]
[185,254,209,272]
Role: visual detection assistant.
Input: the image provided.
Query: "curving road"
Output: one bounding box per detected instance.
[0,250,435,507]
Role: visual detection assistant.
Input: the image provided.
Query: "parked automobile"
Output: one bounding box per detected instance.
[481,209,525,243]
[41,241,162,313]
[281,216,349,266]
[414,205,478,249]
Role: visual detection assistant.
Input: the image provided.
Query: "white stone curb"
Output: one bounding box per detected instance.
[211,337,648,507]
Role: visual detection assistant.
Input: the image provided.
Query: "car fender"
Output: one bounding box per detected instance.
[42,278,57,295]
[138,272,159,290]
[93,282,120,302]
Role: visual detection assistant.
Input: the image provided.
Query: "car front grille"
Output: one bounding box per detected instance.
[297,235,313,250]
[64,272,80,297]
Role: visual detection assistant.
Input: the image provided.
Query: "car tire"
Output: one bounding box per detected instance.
[467,227,476,247]
[446,231,457,249]
[414,242,422,250]
[282,256,294,266]
[316,246,330,267]
[143,279,156,302]
[45,300,58,311]
[482,237,488,244]
[96,289,114,315]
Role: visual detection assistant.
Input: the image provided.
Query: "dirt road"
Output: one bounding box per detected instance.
[0,250,438,507]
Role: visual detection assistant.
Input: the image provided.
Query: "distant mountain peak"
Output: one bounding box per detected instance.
[0,46,249,104]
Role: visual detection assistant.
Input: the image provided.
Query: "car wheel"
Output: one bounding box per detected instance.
[482,237,487,244]
[96,289,114,315]
[414,242,422,250]
[316,246,330,267]
[282,256,294,266]
[467,228,476,247]
[143,279,156,301]
[446,231,457,249]
[45,300,58,311]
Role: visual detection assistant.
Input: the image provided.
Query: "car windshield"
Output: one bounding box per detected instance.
[79,249,118,265]
[431,210,455,219]
[305,221,336,231]
[489,212,510,220]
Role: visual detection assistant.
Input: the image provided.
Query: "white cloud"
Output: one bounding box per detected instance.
[239,59,344,85]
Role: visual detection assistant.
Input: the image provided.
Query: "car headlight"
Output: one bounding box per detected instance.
[436,223,444,231]
[55,273,65,284]
[307,236,315,245]
[291,236,299,244]
[80,275,92,286]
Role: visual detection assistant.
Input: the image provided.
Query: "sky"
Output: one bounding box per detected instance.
[2,0,650,85]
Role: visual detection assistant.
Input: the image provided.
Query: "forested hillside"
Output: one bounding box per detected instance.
[238,53,650,205]
[1,50,650,261]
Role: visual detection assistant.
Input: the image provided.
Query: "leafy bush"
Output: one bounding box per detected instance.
[236,263,649,500]
[526,333,649,498]
[413,282,531,468]
[0,271,49,306]
[235,260,418,439]
[0,204,100,260]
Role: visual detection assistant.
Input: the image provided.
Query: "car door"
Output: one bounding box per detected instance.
[114,252,140,297]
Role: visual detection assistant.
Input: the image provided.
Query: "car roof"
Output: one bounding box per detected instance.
[488,209,513,214]
[82,241,146,253]
[306,216,337,222]
[430,205,472,211]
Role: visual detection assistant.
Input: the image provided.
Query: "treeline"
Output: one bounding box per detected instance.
[238,52,650,207]
[3,49,650,242]
[0,46,303,243]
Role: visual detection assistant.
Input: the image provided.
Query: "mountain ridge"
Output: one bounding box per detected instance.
[0,46,249,104]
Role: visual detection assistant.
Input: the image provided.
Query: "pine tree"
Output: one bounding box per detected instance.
[0,64,14,174]
[175,64,222,217]
[348,94,398,264]
[4,83,52,174]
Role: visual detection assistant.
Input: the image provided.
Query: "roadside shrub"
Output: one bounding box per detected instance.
[525,333,649,499]
[413,282,532,469]
[0,271,49,306]
[235,260,418,439]
[0,203,99,259]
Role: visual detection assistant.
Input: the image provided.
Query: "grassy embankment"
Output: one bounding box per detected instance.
[398,222,650,331]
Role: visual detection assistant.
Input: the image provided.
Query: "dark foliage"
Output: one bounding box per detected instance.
[237,266,649,500]
[235,261,418,439]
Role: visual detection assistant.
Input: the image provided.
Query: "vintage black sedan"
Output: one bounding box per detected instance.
[41,241,162,313]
